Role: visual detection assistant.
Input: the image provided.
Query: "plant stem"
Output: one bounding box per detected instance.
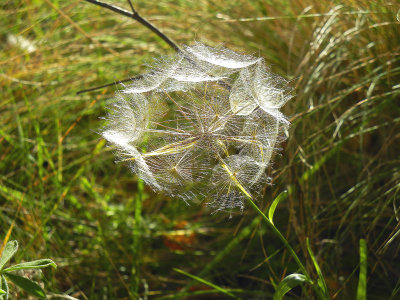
[244,194,330,299]
[221,158,312,281]
[244,195,310,279]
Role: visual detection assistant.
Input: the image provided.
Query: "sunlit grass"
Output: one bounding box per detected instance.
[1,0,399,298]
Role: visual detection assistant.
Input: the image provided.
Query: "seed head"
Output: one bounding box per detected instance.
[101,43,292,211]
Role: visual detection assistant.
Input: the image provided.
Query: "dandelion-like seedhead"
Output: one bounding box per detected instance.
[101,43,292,211]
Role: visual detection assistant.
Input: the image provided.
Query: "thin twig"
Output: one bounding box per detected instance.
[78,0,181,95]
[126,0,135,14]
[83,0,181,52]
[77,76,140,95]
[78,0,231,95]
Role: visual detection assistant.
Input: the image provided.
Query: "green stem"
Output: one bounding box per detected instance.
[244,195,310,280]
[244,195,329,299]
[220,159,311,280]
[220,157,327,298]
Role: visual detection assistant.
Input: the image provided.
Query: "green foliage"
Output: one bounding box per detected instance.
[1,0,399,298]
[357,239,368,300]
[273,273,311,300]
[0,242,18,271]
[4,273,46,299]
[0,276,8,297]
[0,240,56,299]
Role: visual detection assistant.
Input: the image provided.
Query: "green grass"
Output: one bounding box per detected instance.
[1,0,399,299]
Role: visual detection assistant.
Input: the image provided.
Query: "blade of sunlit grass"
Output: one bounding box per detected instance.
[174,268,240,299]
[357,239,367,300]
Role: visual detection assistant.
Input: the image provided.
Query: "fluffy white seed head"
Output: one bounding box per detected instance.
[101,43,292,211]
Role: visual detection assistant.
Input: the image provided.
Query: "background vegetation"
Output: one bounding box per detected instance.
[1,0,399,299]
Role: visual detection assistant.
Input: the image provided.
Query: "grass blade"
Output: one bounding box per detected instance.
[268,190,288,224]
[356,239,367,300]
[306,238,330,299]
[174,268,240,299]
[176,212,265,298]
[273,273,310,300]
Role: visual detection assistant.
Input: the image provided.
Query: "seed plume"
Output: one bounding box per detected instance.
[101,43,292,211]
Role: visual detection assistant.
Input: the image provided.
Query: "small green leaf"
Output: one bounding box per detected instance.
[4,273,46,298]
[4,259,56,272]
[356,239,367,300]
[273,273,310,300]
[0,275,9,300]
[0,289,5,295]
[0,241,18,271]
[268,191,288,224]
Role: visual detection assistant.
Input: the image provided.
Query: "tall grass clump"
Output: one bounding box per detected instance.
[206,0,400,298]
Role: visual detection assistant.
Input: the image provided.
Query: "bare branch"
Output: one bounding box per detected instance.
[83,0,181,52]
[126,0,135,14]
[78,1,230,95]
[78,0,182,95]
[77,77,134,95]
